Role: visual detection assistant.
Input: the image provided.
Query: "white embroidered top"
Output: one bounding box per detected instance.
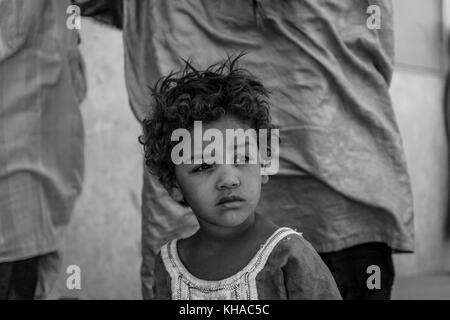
[160,227,301,300]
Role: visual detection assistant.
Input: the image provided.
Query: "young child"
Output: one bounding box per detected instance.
[140,56,342,300]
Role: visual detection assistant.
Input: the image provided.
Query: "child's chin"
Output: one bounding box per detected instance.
[218,210,252,226]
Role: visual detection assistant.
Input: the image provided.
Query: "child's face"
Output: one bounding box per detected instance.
[171,115,269,229]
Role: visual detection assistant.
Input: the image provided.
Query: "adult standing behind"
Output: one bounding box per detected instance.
[79,0,414,299]
[125,0,414,300]
[0,0,86,299]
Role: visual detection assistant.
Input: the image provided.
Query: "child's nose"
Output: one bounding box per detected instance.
[216,165,241,190]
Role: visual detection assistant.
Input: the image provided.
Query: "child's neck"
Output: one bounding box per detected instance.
[177,213,279,281]
[195,213,257,246]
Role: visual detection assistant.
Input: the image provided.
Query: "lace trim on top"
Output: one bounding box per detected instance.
[161,227,302,300]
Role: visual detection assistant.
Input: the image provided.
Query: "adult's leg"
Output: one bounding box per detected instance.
[0,257,39,300]
[0,262,13,299]
[34,251,62,300]
[8,257,39,300]
[141,166,199,299]
[319,243,395,300]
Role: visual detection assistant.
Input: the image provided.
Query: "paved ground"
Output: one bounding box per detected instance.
[392,273,450,300]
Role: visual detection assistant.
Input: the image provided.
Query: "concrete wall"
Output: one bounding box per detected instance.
[52,22,142,300]
[51,0,449,299]
[391,0,449,276]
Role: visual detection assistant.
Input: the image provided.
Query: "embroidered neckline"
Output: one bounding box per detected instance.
[167,227,297,288]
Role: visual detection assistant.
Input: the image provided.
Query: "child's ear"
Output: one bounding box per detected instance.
[170,183,184,203]
[261,174,269,185]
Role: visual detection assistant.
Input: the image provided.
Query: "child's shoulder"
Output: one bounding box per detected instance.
[266,227,342,300]
[268,227,322,265]
[156,237,184,263]
[271,227,308,250]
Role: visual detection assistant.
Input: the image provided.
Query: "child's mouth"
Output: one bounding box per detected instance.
[216,195,245,207]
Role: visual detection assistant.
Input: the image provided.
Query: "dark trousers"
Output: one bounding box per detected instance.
[319,243,395,300]
[0,257,39,300]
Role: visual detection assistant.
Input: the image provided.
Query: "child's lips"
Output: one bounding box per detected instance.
[216,195,245,206]
[218,200,245,209]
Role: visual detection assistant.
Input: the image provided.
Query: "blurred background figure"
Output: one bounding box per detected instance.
[0,0,86,299]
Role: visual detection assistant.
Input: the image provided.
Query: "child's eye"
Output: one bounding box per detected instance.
[193,163,213,172]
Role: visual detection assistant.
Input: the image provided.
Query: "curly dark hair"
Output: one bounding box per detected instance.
[139,54,274,192]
